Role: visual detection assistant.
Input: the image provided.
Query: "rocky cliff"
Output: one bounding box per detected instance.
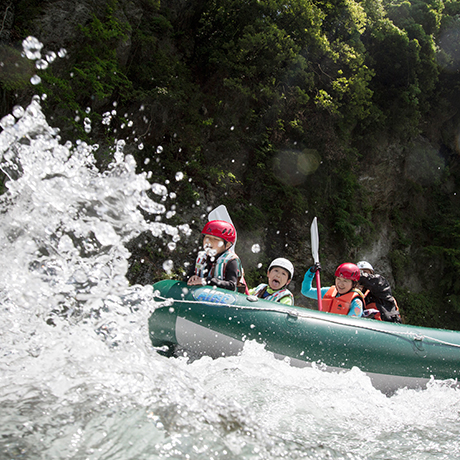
[2,0,460,328]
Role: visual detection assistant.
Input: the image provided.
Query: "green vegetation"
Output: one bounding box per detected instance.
[2,0,460,328]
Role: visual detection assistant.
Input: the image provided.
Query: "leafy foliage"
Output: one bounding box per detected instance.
[5,0,460,328]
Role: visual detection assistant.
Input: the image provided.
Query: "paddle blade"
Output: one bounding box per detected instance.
[208,205,234,225]
[311,217,319,264]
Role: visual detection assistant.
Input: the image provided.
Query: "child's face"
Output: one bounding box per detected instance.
[203,235,228,256]
[267,266,291,290]
[335,276,353,295]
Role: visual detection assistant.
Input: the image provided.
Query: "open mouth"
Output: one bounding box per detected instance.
[271,278,281,288]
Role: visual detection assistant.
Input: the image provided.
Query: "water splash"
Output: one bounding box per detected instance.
[0,94,262,459]
[0,37,459,460]
[0,96,189,320]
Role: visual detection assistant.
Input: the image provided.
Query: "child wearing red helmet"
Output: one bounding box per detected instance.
[186,220,247,292]
[301,263,364,316]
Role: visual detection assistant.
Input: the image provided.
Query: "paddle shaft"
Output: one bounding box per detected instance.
[315,270,323,311]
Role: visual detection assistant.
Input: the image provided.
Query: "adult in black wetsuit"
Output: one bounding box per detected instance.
[356,261,402,323]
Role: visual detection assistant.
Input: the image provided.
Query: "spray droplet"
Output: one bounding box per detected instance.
[0,114,16,129]
[35,59,48,70]
[12,106,25,119]
[84,117,92,133]
[45,51,57,63]
[22,36,43,60]
[30,75,41,85]
[251,244,261,253]
[163,260,174,274]
[151,184,168,196]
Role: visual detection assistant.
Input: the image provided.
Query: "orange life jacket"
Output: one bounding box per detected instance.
[322,286,364,315]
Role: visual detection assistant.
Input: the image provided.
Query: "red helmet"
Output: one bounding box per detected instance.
[335,263,360,281]
[201,220,236,244]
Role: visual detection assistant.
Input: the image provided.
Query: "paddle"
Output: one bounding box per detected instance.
[310,217,323,311]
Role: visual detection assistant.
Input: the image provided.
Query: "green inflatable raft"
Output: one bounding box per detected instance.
[148,279,460,394]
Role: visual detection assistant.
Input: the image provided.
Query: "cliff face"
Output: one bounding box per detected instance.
[2,0,460,328]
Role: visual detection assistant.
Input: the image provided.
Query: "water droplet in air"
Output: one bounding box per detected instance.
[12,106,25,119]
[0,114,15,129]
[251,244,261,253]
[22,36,43,60]
[35,59,48,70]
[163,260,174,273]
[84,117,91,133]
[30,75,41,85]
[151,184,168,196]
[45,51,57,63]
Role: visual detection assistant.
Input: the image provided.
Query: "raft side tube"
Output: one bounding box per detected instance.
[149,280,460,385]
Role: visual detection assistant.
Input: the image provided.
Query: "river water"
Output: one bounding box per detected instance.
[1,42,460,460]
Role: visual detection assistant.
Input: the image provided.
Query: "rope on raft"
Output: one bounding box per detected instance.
[153,293,460,350]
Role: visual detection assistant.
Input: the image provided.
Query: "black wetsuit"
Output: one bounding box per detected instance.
[359,273,402,323]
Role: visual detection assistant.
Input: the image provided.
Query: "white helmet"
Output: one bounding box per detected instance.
[356,261,374,272]
[268,258,294,279]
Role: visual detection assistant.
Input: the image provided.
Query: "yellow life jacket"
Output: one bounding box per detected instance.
[251,283,294,304]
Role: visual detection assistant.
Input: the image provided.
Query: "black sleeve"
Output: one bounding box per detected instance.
[183,264,195,282]
[359,273,393,302]
[360,273,401,323]
[207,258,239,291]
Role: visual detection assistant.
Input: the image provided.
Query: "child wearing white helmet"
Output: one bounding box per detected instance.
[249,258,294,305]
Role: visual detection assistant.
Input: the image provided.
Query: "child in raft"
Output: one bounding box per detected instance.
[249,258,295,305]
[186,220,248,293]
[301,262,364,316]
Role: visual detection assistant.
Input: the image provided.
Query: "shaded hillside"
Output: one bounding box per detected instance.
[1,0,460,328]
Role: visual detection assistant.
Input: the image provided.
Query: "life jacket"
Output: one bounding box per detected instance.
[363,290,400,322]
[194,249,248,293]
[322,286,364,315]
[251,283,294,304]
